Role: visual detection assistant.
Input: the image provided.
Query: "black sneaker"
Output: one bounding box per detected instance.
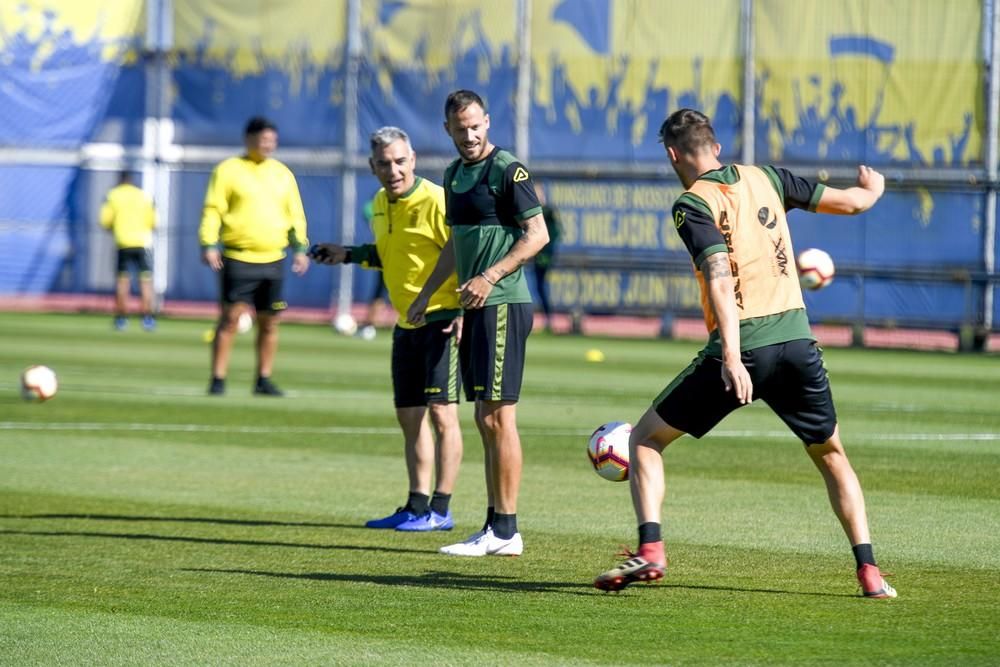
[208,377,225,395]
[254,377,284,396]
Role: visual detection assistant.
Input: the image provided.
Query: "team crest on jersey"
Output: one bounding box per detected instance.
[673,210,686,229]
[757,206,777,229]
[512,167,529,183]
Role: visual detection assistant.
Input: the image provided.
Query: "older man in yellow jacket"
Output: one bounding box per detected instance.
[310,126,464,533]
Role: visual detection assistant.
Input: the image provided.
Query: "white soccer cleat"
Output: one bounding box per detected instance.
[439,528,523,557]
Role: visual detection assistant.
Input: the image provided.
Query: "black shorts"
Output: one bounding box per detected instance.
[460,302,533,403]
[220,258,286,313]
[391,319,461,408]
[117,248,151,276]
[653,338,837,444]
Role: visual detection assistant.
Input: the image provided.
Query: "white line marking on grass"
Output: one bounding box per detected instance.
[1,422,998,441]
[0,422,400,435]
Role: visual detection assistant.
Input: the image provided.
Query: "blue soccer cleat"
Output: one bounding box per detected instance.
[395,510,454,532]
[365,507,416,529]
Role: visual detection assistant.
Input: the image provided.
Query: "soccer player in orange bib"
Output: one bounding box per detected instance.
[594,109,896,599]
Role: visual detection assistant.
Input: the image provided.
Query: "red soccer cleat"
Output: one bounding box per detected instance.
[857,563,897,599]
[594,549,666,592]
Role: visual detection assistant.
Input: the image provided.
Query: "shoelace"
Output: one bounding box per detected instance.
[616,545,637,559]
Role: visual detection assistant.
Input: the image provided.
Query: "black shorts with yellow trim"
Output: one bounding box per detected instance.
[116,247,152,276]
[460,302,533,403]
[220,258,286,313]
[653,338,837,445]
[391,318,461,409]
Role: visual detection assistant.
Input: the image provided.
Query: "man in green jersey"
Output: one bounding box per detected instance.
[593,109,895,600]
[409,90,549,557]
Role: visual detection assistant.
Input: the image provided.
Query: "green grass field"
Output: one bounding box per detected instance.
[1,311,999,665]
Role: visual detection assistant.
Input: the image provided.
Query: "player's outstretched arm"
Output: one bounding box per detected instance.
[815,165,885,215]
[307,243,348,265]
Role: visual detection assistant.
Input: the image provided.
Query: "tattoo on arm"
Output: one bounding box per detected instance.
[500,216,546,276]
[702,253,733,281]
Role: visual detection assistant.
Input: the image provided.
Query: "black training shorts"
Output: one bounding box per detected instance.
[116,247,152,276]
[460,302,533,403]
[391,318,461,408]
[220,258,286,313]
[653,338,837,444]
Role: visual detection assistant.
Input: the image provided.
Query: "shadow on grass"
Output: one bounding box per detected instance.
[0,513,358,529]
[0,528,431,556]
[183,566,595,595]
[184,567,855,598]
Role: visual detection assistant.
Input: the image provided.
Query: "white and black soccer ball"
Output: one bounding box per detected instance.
[21,365,58,401]
[587,421,631,482]
[797,248,835,290]
[333,312,358,336]
[237,312,254,334]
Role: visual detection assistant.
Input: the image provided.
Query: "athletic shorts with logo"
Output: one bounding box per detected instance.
[392,319,461,408]
[460,302,533,402]
[220,258,286,312]
[117,247,152,275]
[653,338,837,444]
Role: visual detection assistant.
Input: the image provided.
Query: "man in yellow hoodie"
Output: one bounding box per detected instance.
[100,171,157,331]
[310,126,464,532]
[199,117,310,396]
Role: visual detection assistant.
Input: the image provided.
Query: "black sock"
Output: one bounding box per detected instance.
[493,512,517,540]
[638,522,662,545]
[482,506,495,531]
[430,492,451,516]
[852,543,876,569]
[405,492,429,515]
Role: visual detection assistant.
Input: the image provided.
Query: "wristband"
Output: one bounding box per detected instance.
[480,271,496,286]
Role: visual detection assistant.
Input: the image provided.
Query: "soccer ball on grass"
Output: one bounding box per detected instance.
[21,365,58,401]
[797,248,835,290]
[587,421,631,482]
[333,312,358,336]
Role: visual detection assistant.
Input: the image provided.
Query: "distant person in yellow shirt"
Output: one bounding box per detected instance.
[100,171,157,331]
[310,126,464,532]
[199,116,310,397]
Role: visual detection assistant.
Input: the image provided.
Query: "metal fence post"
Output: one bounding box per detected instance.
[984,0,999,344]
[335,0,363,321]
[741,0,755,166]
[144,0,173,311]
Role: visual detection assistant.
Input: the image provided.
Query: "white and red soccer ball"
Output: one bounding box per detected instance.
[797,248,835,291]
[587,421,631,482]
[21,365,58,401]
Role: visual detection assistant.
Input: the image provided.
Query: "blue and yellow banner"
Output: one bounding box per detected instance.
[755,0,982,166]
[172,0,347,145]
[0,0,144,146]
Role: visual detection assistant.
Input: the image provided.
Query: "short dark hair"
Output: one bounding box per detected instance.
[657,109,717,154]
[245,116,277,136]
[444,90,486,119]
[118,170,133,184]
